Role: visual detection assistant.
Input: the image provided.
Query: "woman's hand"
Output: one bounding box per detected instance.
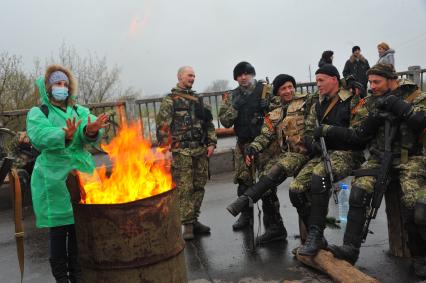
[63,117,82,140]
[85,113,109,136]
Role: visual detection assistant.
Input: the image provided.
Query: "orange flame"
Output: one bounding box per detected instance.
[78,121,173,204]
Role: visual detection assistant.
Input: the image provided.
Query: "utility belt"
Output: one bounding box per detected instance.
[171,140,204,149]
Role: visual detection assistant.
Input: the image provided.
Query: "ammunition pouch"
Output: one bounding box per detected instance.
[349,185,372,208]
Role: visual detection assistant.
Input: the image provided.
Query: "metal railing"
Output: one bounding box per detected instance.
[1,66,424,142]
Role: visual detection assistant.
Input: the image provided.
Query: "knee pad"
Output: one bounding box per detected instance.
[310,174,330,194]
[266,164,287,185]
[289,191,309,209]
[414,201,426,226]
[349,185,372,208]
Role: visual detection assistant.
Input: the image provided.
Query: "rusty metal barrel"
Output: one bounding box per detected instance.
[72,189,187,283]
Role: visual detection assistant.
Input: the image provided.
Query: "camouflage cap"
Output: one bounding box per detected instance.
[366,63,398,79]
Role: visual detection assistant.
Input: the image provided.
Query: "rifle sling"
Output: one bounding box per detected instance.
[321,94,340,122]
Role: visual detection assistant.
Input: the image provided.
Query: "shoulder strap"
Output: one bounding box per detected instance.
[39,104,49,118]
[405,89,421,103]
[321,95,340,122]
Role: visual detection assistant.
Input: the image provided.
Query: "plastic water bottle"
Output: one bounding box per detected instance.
[338,183,350,222]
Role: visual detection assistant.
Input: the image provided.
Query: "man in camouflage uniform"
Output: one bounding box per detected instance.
[292,64,365,256]
[226,74,311,244]
[314,64,426,277]
[156,66,217,241]
[218,61,275,231]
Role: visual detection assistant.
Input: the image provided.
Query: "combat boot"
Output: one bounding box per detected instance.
[329,186,371,265]
[49,258,69,283]
[232,210,250,230]
[257,189,287,245]
[194,221,211,234]
[182,224,194,240]
[298,225,327,256]
[227,166,287,217]
[256,223,287,245]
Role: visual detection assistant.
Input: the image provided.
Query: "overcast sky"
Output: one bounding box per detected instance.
[2,0,426,97]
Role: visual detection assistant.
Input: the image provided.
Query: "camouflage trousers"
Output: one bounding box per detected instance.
[172,151,208,225]
[260,152,310,179]
[353,155,426,208]
[290,150,357,193]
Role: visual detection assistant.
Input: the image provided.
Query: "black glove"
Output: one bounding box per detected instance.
[313,125,324,140]
[260,99,269,110]
[232,94,247,109]
[194,102,213,121]
[305,136,322,156]
[244,145,258,159]
[376,94,413,119]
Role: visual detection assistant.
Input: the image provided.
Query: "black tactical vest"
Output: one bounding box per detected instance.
[232,82,264,143]
[170,94,204,146]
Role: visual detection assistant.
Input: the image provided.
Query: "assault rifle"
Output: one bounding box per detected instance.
[315,119,339,204]
[361,114,398,241]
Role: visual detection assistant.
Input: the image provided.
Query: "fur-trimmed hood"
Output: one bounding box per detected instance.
[35,64,77,106]
[349,54,367,63]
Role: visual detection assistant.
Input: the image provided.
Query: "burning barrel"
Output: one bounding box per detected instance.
[72,189,187,282]
[68,121,187,282]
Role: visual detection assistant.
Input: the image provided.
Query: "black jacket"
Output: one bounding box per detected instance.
[342,55,370,89]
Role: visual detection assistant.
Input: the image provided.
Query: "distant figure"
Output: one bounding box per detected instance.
[318,50,334,67]
[343,46,370,90]
[377,42,395,69]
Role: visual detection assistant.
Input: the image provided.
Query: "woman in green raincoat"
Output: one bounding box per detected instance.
[26,65,108,283]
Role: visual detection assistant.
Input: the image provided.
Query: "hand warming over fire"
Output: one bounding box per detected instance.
[86,113,109,136]
[63,117,82,140]
[207,145,215,157]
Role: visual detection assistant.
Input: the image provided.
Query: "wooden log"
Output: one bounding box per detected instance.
[385,179,410,257]
[296,250,379,283]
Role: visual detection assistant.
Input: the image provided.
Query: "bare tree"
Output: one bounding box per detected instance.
[0,52,35,113]
[48,43,122,104]
[204,79,230,93]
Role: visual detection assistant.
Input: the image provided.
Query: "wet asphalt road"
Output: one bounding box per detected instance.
[0,161,424,282]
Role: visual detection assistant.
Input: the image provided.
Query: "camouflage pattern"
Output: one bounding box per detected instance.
[290,151,355,192]
[172,151,208,224]
[350,79,426,208]
[156,85,217,224]
[156,85,217,156]
[290,88,365,192]
[9,131,36,169]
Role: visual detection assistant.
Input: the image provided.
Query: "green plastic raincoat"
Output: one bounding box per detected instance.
[27,71,102,228]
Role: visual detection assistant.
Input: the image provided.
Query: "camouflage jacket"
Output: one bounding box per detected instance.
[156,85,217,156]
[360,79,426,163]
[250,92,309,154]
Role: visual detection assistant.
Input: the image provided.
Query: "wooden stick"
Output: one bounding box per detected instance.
[296,250,379,283]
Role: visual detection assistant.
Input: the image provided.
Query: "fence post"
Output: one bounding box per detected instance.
[124,96,138,121]
[408,65,421,87]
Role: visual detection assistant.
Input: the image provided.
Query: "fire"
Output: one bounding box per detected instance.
[78,121,173,204]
